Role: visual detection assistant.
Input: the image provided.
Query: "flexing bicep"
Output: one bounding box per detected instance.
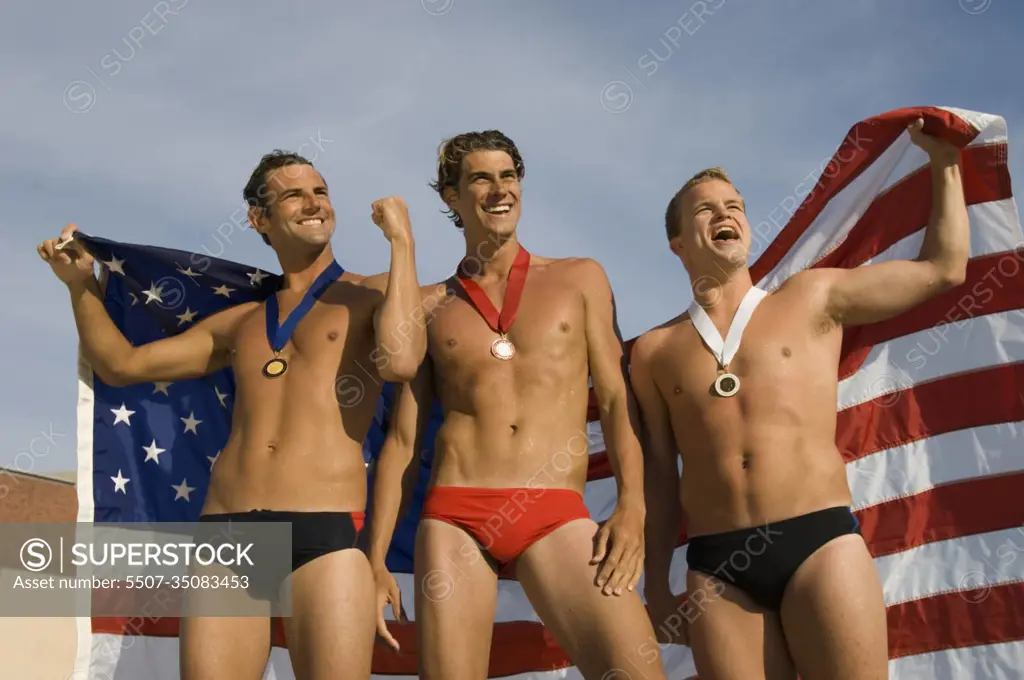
[821,258,963,328]
[115,304,249,385]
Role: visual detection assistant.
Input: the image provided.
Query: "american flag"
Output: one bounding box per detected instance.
[71,105,1023,679]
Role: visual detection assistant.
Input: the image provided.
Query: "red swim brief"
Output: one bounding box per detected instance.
[420,486,591,566]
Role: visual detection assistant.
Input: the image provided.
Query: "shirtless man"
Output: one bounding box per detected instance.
[365,130,667,679]
[631,118,969,679]
[36,150,427,680]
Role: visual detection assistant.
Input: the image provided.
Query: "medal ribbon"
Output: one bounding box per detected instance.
[455,245,531,335]
[688,286,767,368]
[265,260,345,353]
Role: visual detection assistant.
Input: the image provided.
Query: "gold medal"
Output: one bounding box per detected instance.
[262,357,288,378]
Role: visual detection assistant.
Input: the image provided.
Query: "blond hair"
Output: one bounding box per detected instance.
[664,167,741,240]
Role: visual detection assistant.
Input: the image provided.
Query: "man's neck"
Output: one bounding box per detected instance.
[691,265,754,323]
[461,226,519,281]
[276,244,337,292]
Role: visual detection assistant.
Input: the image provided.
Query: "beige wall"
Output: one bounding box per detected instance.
[0,566,78,680]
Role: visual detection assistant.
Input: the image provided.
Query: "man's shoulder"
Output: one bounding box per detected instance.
[195,298,262,336]
[333,271,455,304]
[771,268,839,310]
[776,267,840,291]
[540,256,609,285]
[551,255,603,270]
[420,278,457,301]
[632,312,690,361]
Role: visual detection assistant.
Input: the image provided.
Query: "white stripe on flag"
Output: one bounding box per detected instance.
[847,422,1024,509]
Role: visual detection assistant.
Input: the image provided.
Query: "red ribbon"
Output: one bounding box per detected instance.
[455,244,531,334]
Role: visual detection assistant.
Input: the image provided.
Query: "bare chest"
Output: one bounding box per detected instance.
[428,275,586,377]
[654,307,839,407]
[232,293,372,373]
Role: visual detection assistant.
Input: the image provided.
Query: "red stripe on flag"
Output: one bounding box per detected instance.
[857,471,1024,558]
[587,452,611,480]
[750,107,980,283]
[813,142,1011,272]
[888,581,1024,659]
[836,361,1024,460]
[838,249,1024,379]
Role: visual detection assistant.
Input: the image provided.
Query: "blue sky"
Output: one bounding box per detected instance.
[2,0,1021,474]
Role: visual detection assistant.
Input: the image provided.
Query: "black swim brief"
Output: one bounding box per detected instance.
[196,509,365,601]
[685,505,861,611]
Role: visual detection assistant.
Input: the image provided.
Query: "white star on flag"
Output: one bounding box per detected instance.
[153,382,172,395]
[176,265,202,281]
[111,469,130,494]
[176,308,198,326]
[142,282,164,305]
[142,440,165,463]
[214,385,229,408]
[248,269,268,286]
[102,255,125,275]
[212,284,235,298]
[171,478,195,502]
[181,412,202,434]
[110,403,135,426]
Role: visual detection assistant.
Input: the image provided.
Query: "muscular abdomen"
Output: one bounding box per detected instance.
[201,309,380,515]
[675,342,852,536]
[430,338,592,491]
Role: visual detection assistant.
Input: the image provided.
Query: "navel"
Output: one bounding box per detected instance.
[446,338,458,348]
[673,386,682,395]
[327,331,339,341]
[781,347,791,357]
[560,321,571,332]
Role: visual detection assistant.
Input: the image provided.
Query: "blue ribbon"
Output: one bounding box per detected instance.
[265,261,344,352]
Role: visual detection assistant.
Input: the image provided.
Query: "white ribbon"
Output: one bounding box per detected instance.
[688,286,768,369]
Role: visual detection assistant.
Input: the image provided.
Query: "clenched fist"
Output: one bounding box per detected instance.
[907,117,961,164]
[371,197,413,244]
[37,223,95,285]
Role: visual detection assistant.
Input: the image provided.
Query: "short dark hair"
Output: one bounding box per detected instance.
[243,150,317,246]
[429,130,525,229]
[664,167,741,241]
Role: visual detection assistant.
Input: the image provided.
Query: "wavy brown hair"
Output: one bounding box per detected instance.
[429,130,525,229]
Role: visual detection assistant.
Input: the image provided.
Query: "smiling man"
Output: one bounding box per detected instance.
[37,150,427,680]
[631,119,970,679]
[366,130,666,679]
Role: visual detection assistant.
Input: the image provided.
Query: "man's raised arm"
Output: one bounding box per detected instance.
[366,198,427,382]
[816,118,970,328]
[38,224,243,386]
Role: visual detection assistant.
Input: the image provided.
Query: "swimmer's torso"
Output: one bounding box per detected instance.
[424,258,596,492]
[645,277,853,536]
[202,276,383,515]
